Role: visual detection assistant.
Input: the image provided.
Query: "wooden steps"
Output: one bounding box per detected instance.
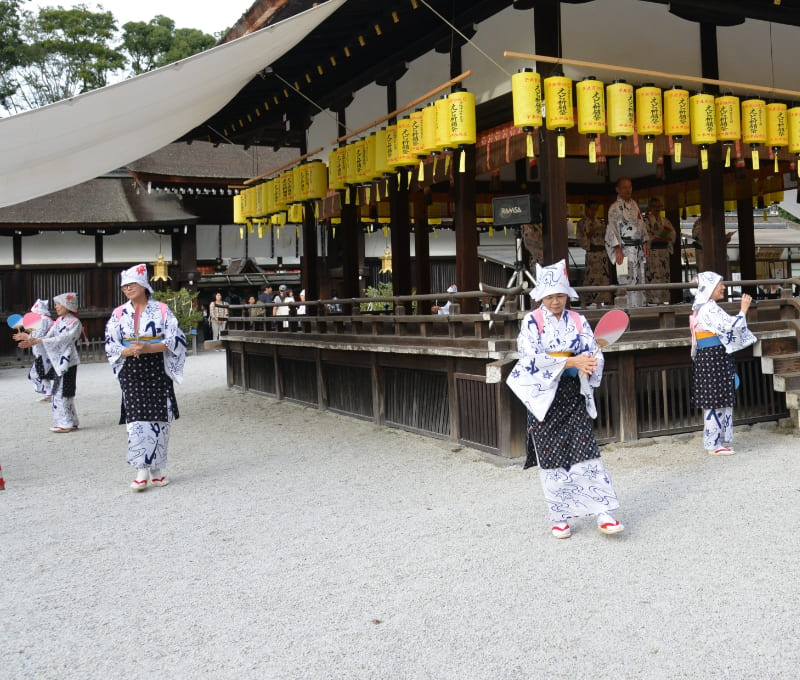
[757,328,800,430]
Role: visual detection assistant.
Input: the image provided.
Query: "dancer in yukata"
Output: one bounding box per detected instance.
[27,299,55,402]
[507,260,623,539]
[105,264,186,491]
[689,272,756,455]
[14,293,82,433]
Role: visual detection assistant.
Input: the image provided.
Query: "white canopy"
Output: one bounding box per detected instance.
[0,0,346,209]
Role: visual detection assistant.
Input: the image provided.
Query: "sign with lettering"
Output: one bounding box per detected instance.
[492,194,536,226]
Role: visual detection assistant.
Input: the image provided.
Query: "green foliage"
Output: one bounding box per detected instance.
[0,0,25,105]
[360,281,393,312]
[120,17,215,75]
[1,4,217,114]
[4,4,124,112]
[154,288,203,334]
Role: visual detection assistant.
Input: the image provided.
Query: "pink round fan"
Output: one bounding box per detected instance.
[22,312,43,330]
[593,309,630,348]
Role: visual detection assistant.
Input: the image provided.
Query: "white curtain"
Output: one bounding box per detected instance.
[0,0,347,208]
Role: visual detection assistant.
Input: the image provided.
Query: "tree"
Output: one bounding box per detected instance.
[3,4,125,113]
[0,0,25,106]
[120,17,215,76]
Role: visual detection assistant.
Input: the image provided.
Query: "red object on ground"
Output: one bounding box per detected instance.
[0,463,5,490]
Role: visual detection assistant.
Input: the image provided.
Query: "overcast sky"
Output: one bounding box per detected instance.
[23,0,246,36]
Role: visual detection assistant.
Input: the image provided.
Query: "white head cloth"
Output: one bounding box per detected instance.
[53,292,78,313]
[120,263,154,294]
[531,259,578,301]
[30,298,49,315]
[691,271,722,310]
[447,284,458,293]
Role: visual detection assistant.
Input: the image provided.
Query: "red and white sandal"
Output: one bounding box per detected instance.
[597,513,624,535]
[130,469,148,492]
[551,522,571,539]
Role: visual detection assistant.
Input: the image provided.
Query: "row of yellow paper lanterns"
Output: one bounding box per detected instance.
[511,68,800,172]
[234,88,478,222]
[235,159,329,223]
[327,88,477,192]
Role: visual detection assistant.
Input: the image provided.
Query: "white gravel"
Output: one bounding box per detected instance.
[1,350,799,679]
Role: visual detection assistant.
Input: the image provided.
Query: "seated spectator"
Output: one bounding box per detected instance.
[432,284,458,315]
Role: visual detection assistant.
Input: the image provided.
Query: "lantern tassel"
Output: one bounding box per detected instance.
[774,154,779,173]
[700,147,708,170]
[557,134,565,159]
[346,187,351,204]
[725,146,731,168]
[239,226,244,240]
[618,142,623,166]
[366,186,371,204]
[646,141,653,164]
[459,149,466,173]
[258,225,264,238]
[752,147,760,170]
[489,225,494,237]
[383,225,389,238]
[247,222,254,234]
[332,227,336,239]
[526,133,534,159]
[589,140,596,164]
[674,141,682,164]
[418,160,425,182]
[444,154,451,174]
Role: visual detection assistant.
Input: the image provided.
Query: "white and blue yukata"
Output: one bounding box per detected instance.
[690,273,756,451]
[29,310,54,398]
[105,299,186,471]
[508,304,620,523]
[39,313,82,429]
[605,196,649,308]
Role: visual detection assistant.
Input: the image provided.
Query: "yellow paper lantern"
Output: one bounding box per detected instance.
[345,140,359,184]
[690,92,716,170]
[264,179,275,215]
[354,138,368,183]
[422,103,439,155]
[410,108,425,155]
[272,175,283,212]
[606,80,634,138]
[512,68,543,130]
[233,193,245,224]
[374,127,391,176]
[576,77,605,164]
[448,89,476,173]
[434,94,452,152]
[281,170,294,208]
[664,86,690,163]
[767,102,788,172]
[742,98,767,170]
[306,159,328,200]
[328,148,346,190]
[292,164,305,201]
[386,123,399,169]
[259,181,271,216]
[543,73,573,158]
[397,115,415,167]
[636,84,662,163]
[788,106,800,178]
[715,94,741,168]
[512,68,542,159]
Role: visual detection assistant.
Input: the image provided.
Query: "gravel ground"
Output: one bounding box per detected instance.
[1,350,799,679]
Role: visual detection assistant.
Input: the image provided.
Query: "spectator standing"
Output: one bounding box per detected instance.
[644,197,677,304]
[209,292,228,340]
[575,200,612,306]
[605,177,649,308]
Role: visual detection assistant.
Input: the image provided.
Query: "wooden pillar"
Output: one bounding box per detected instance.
[698,22,728,278]
[737,188,757,295]
[390,174,412,297]
[533,0,568,264]
[698,143,728,277]
[339,200,361,301]
[301,201,319,306]
[412,190,432,313]
[453,144,479,312]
